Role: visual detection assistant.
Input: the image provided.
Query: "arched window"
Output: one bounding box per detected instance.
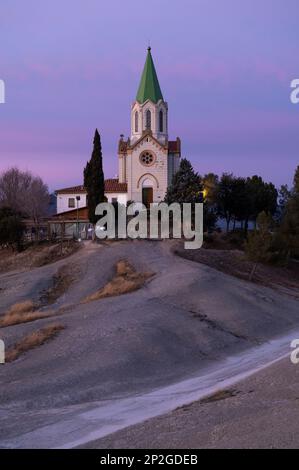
[145,109,151,130]
[134,111,138,133]
[159,110,163,132]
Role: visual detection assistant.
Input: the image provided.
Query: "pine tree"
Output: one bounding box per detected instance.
[202,173,219,204]
[247,176,278,224]
[216,173,236,232]
[245,211,274,280]
[84,129,105,225]
[165,158,216,231]
[165,158,203,204]
[276,184,291,223]
[279,166,299,259]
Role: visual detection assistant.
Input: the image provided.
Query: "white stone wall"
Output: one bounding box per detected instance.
[56,192,128,214]
[127,135,168,203]
[105,193,128,205]
[118,154,127,183]
[56,193,87,214]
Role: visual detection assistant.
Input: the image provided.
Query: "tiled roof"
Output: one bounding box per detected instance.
[55,185,86,194]
[51,206,89,220]
[105,179,127,193]
[56,179,127,195]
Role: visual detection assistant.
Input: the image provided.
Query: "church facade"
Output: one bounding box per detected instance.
[56,48,181,214]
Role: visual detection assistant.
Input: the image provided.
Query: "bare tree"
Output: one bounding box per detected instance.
[0,168,49,237]
[0,167,31,212]
[23,176,50,232]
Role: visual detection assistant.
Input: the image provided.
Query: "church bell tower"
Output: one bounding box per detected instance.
[118,47,181,206]
[130,47,168,145]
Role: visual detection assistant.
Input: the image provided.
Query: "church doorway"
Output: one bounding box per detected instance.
[142,187,153,208]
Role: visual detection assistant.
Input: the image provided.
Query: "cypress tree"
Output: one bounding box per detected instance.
[84,129,105,224]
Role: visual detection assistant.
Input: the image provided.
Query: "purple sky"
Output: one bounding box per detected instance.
[1,0,298,191]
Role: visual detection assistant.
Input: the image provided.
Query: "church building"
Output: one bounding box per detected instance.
[56,48,181,214]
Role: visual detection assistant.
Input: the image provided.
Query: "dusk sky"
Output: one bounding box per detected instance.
[1,0,298,191]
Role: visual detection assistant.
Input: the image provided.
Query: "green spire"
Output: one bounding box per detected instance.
[136,47,163,104]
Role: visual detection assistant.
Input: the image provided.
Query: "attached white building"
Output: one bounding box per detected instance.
[56,180,128,214]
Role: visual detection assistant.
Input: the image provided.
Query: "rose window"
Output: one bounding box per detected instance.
[140,152,154,166]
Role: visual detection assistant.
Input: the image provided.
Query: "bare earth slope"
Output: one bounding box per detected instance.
[0,240,298,448]
[84,357,299,449]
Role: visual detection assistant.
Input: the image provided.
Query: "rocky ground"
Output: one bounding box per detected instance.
[0,239,298,448]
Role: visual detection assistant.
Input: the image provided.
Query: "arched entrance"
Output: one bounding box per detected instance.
[142,178,154,208]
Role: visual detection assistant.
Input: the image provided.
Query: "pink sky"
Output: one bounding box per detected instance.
[0,0,298,191]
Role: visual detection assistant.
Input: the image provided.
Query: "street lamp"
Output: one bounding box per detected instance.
[76,195,81,240]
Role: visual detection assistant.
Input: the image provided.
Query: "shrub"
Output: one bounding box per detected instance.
[0,207,24,251]
[245,212,286,279]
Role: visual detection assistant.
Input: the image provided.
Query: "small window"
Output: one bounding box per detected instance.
[145,109,151,130]
[134,111,138,133]
[68,198,75,208]
[159,110,163,132]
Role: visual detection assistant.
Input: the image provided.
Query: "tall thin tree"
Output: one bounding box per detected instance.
[84,129,105,224]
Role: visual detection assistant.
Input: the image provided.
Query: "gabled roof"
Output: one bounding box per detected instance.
[128,130,167,152]
[51,206,89,221]
[55,185,86,194]
[136,47,163,104]
[56,179,127,195]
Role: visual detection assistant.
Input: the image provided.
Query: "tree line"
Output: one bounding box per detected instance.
[1,129,298,269]
[166,157,299,264]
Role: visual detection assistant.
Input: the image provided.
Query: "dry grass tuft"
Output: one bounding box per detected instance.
[5,323,65,362]
[82,259,154,303]
[200,389,240,404]
[116,259,135,276]
[6,300,35,315]
[0,300,53,328]
[40,264,76,305]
